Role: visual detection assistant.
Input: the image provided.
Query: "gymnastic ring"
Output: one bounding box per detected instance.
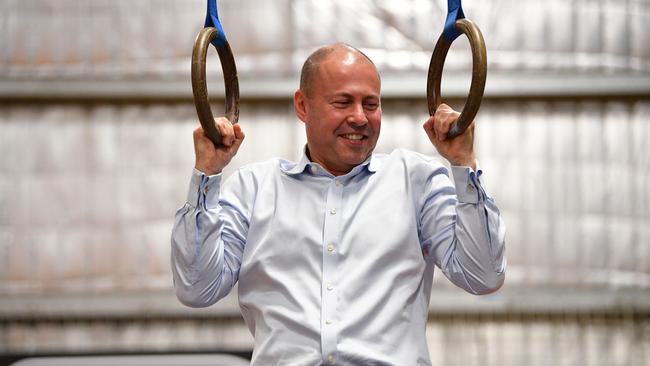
[191,27,240,146]
[427,18,486,139]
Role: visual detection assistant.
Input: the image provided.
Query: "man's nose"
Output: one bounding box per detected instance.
[347,103,368,125]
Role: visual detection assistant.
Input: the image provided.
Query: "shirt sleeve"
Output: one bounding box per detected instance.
[419,161,506,295]
[170,168,250,307]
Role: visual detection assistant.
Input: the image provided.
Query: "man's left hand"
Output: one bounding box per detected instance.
[423,103,476,170]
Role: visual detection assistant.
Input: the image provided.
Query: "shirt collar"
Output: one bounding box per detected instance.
[281,145,380,176]
[281,150,311,175]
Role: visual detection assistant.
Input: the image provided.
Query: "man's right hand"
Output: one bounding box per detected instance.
[193,117,245,175]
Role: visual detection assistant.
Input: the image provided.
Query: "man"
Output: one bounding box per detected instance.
[171,43,506,365]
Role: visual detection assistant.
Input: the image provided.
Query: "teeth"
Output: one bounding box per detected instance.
[342,134,363,140]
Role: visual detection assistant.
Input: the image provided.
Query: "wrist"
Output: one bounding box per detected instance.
[194,163,222,176]
[448,153,476,169]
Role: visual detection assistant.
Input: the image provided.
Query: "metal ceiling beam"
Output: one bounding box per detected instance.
[1,286,649,320]
[1,72,649,101]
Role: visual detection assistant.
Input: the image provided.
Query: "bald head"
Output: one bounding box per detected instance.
[299,43,379,97]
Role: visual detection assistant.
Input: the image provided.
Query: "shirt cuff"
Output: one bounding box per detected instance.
[451,161,483,204]
[187,168,223,209]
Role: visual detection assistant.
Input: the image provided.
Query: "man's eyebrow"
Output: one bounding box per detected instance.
[327,92,353,99]
[363,95,380,100]
[326,93,380,100]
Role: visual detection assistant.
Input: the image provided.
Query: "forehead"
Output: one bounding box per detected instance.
[314,53,381,95]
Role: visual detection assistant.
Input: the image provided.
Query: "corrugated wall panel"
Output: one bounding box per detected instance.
[2,0,649,78]
[1,99,648,294]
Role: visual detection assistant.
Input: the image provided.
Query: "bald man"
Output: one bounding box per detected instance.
[172,43,506,365]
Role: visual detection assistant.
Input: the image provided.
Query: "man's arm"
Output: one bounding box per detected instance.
[419,164,506,294]
[171,118,247,307]
[421,105,506,294]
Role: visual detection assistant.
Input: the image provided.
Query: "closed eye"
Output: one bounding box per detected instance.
[332,100,351,108]
[363,103,379,110]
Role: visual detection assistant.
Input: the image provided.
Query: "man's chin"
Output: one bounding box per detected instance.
[341,152,372,167]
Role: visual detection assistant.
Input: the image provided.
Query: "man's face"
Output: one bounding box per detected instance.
[296,51,382,175]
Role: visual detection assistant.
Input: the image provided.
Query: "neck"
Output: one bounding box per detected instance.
[305,147,352,176]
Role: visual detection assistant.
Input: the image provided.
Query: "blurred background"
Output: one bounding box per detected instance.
[1,0,649,365]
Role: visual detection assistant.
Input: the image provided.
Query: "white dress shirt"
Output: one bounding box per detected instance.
[171,148,506,365]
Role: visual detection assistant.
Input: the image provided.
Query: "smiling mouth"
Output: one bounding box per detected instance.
[341,133,366,141]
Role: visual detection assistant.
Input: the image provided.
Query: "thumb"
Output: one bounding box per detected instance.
[422,116,436,139]
[231,124,245,150]
[233,123,245,140]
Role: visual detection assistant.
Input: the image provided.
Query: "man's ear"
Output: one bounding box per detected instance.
[293,89,308,123]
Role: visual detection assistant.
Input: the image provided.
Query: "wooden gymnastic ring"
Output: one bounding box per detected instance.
[427,18,486,139]
[191,27,240,146]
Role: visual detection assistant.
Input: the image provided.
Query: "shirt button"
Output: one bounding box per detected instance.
[327,284,333,291]
[327,355,335,364]
[327,244,335,252]
[203,186,209,194]
[330,208,336,215]
[335,180,342,186]
[310,166,317,174]
[326,319,332,325]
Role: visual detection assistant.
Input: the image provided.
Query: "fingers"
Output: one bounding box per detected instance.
[423,104,457,142]
[216,121,245,152]
[215,117,236,146]
[423,104,476,168]
[192,118,245,175]
[194,118,244,148]
[212,118,245,154]
[433,103,459,141]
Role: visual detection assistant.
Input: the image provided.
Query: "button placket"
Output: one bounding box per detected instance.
[321,178,343,362]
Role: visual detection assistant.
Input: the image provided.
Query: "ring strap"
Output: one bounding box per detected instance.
[443,0,466,42]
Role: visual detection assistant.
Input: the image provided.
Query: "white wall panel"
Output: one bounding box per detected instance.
[2,0,649,78]
[0,99,648,294]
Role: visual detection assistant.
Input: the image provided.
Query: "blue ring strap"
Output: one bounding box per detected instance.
[204,0,227,46]
[443,0,465,42]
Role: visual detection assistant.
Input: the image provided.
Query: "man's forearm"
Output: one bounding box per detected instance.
[424,165,506,295]
[170,170,245,307]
